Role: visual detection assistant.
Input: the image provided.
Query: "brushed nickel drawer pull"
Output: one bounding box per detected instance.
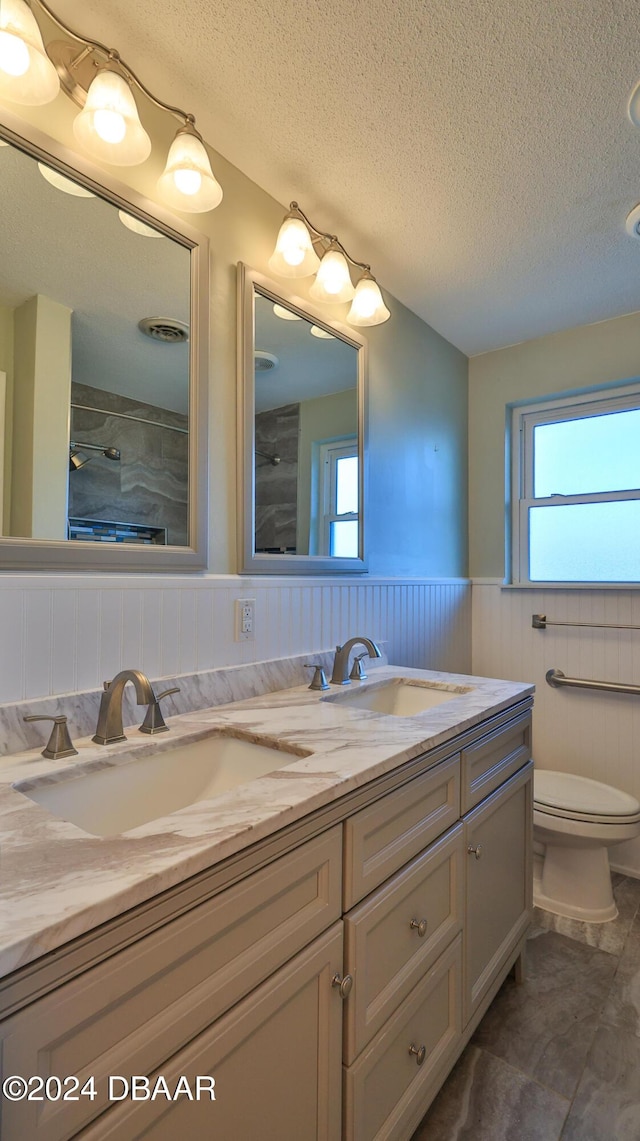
[331,973,353,999]
[467,843,483,860]
[410,917,428,937]
[409,1043,426,1066]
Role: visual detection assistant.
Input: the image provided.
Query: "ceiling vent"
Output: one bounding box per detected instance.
[254,350,279,372]
[138,317,189,343]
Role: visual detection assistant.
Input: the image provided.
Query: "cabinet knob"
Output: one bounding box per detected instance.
[408,1043,426,1066]
[331,973,353,999]
[467,843,484,860]
[409,917,428,937]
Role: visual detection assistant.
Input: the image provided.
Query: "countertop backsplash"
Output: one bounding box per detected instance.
[0,648,381,758]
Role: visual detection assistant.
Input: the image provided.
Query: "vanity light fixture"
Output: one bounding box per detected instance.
[0,0,222,211]
[269,202,390,326]
[309,325,335,340]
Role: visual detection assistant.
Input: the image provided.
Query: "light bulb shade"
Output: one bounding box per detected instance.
[0,0,59,105]
[347,274,390,326]
[157,126,222,213]
[268,216,320,278]
[73,68,151,166]
[309,248,355,303]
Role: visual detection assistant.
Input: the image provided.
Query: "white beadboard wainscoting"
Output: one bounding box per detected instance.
[0,575,470,706]
[472,581,640,877]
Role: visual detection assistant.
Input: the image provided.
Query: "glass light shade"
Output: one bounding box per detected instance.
[73,69,151,166]
[157,127,222,213]
[347,274,390,326]
[309,247,355,303]
[309,325,335,339]
[268,216,320,278]
[118,210,163,237]
[273,303,302,320]
[0,0,59,105]
[38,162,95,198]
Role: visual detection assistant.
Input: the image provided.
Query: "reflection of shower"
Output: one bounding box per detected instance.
[255,449,281,466]
[69,442,121,471]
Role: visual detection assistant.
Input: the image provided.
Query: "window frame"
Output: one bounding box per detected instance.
[317,438,359,557]
[510,383,640,585]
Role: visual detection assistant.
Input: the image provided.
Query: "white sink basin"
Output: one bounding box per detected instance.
[14,733,300,837]
[323,678,472,717]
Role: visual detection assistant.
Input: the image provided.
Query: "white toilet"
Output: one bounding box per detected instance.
[533,770,640,922]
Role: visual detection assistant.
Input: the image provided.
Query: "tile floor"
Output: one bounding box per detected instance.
[411,874,640,1140]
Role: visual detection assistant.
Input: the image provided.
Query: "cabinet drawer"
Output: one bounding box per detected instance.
[343,935,462,1141]
[0,827,342,1141]
[343,755,460,909]
[344,824,463,1063]
[461,710,531,813]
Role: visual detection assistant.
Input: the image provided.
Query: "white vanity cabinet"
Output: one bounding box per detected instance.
[0,699,532,1141]
[342,702,532,1141]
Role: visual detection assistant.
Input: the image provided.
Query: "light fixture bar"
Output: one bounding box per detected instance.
[32,0,195,127]
[270,201,390,325]
[288,201,371,274]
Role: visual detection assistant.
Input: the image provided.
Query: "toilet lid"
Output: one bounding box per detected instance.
[534,770,640,818]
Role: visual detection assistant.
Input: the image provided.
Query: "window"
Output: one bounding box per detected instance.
[317,439,359,558]
[511,387,640,583]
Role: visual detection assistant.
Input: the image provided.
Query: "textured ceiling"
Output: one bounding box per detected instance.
[50,0,640,355]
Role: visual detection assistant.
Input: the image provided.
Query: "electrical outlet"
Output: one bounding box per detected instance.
[235,598,255,641]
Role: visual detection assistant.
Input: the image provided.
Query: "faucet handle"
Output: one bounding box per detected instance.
[138,687,180,735]
[23,715,78,760]
[304,664,330,691]
[349,653,369,681]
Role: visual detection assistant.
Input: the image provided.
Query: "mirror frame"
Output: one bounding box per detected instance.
[0,107,209,572]
[237,262,368,574]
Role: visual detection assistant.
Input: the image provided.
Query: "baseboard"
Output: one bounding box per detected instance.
[609,861,640,881]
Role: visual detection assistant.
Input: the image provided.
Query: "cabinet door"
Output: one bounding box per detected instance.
[464,761,533,1022]
[0,827,342,1141]
[79,923,344,1141]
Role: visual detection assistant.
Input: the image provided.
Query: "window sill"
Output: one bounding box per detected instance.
[501,581,640,591]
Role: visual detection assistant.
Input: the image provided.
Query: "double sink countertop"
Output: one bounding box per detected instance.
[0,665,533,979]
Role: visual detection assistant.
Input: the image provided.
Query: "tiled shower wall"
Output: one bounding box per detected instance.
[472,582,640,877]
[0,575,471,705]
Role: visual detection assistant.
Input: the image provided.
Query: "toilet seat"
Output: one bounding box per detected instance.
[534,770,640,826]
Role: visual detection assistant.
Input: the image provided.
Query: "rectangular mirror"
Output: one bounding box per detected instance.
[237,264,367,574]
[0,112,208,571]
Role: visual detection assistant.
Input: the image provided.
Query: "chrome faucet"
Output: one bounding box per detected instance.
[92,669,156,745]
[330,637,381,685]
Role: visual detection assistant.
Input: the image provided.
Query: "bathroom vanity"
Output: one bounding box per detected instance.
[0,666,533,1140]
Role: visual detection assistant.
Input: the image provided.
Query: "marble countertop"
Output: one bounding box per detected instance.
[0,665,533,979]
